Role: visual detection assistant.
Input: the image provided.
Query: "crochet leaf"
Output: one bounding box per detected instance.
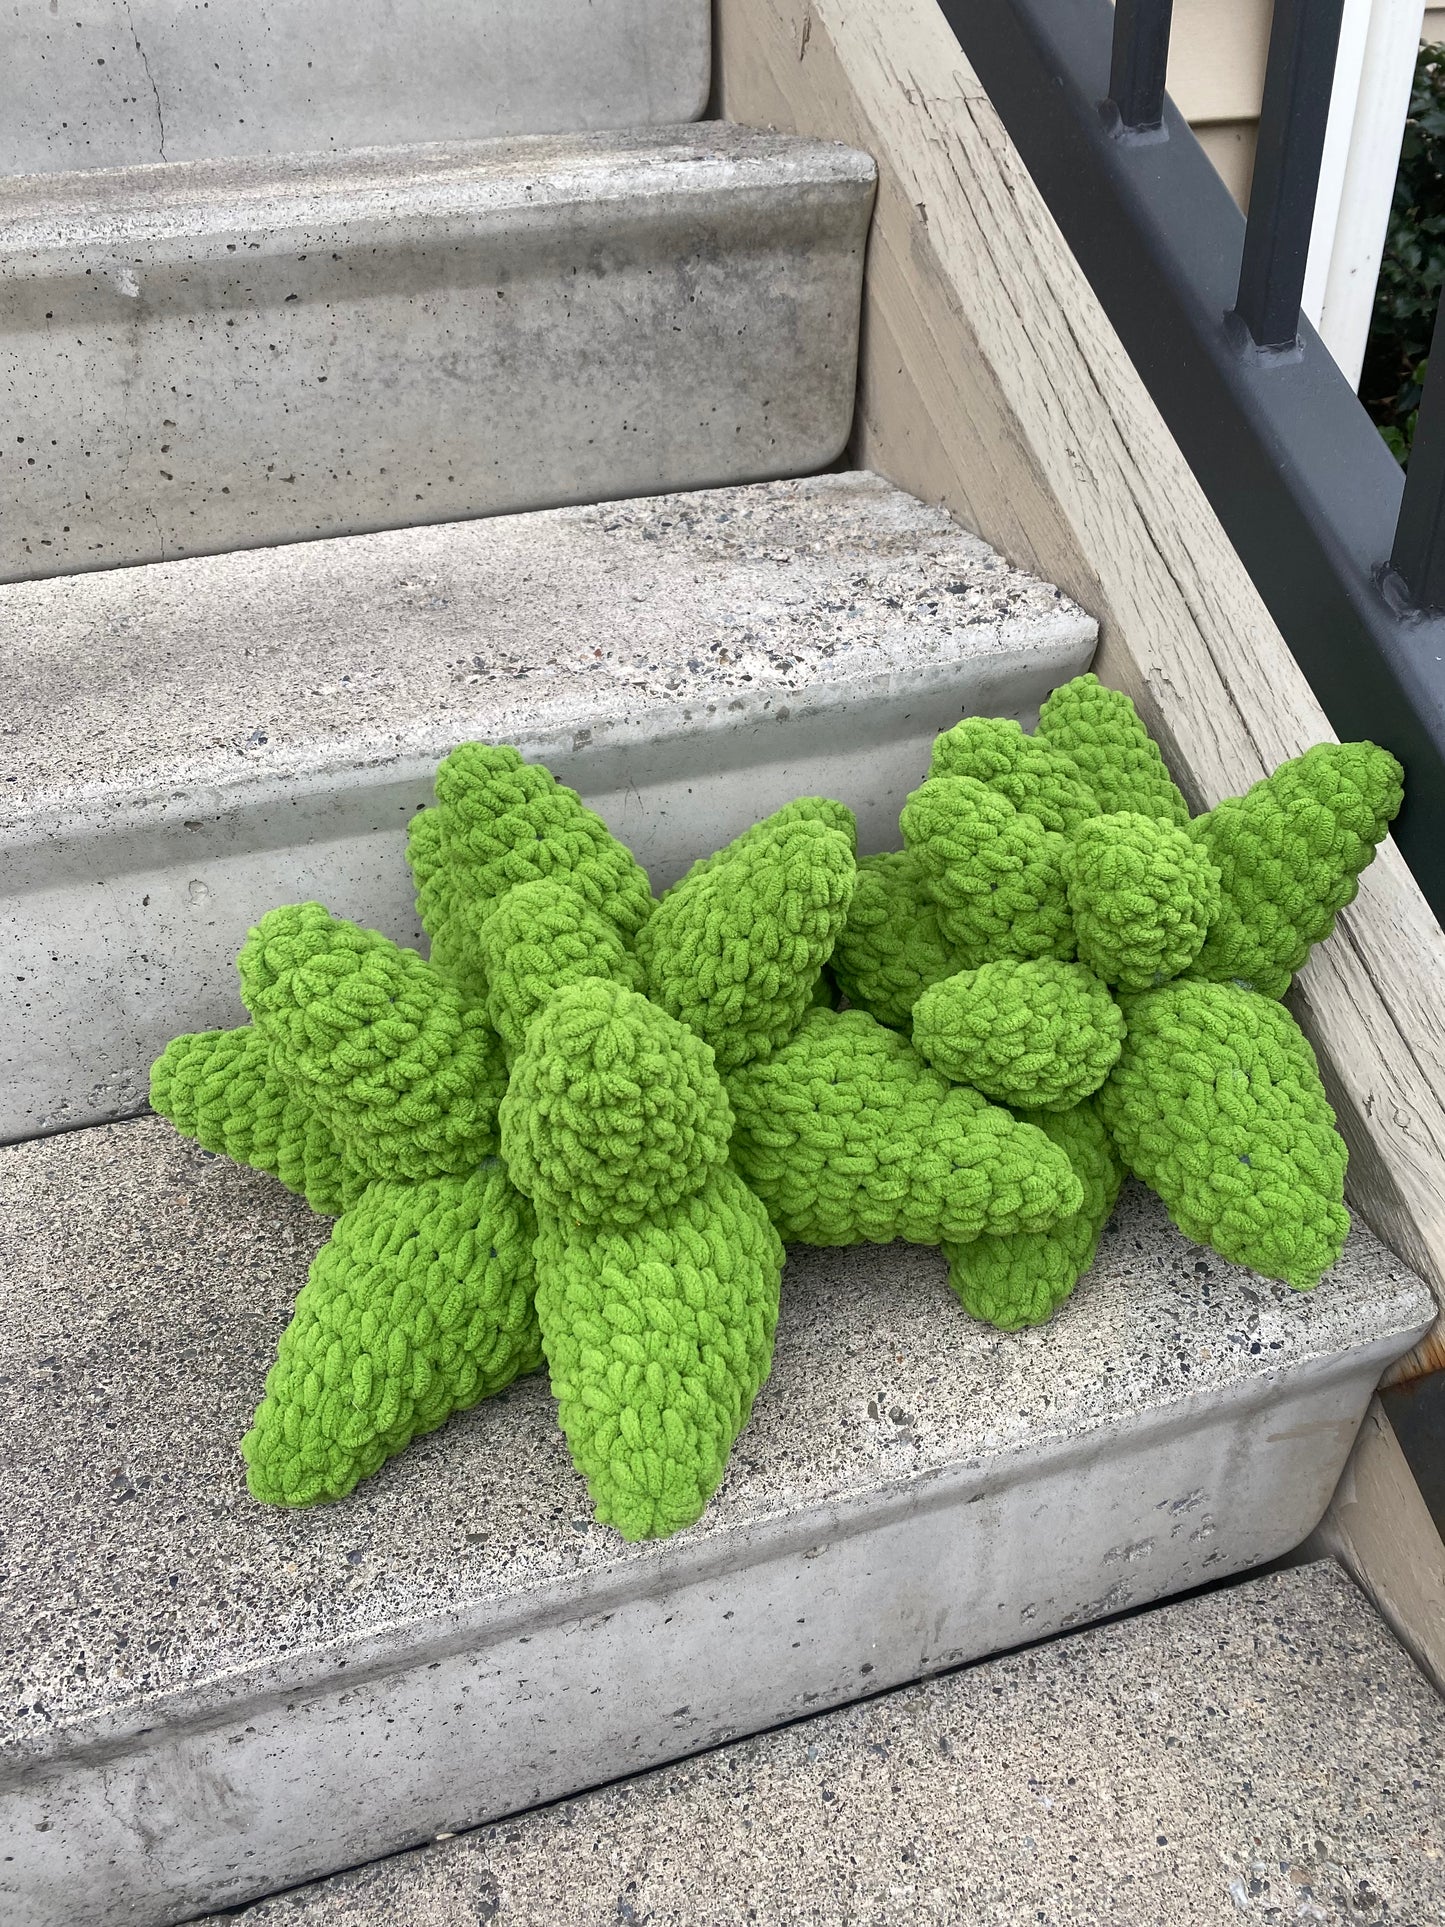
[150,1024,368,1217]
[1189,742,1403,998]
[533,1167,783,1540]
[240,902,507,1181]
[477,877,644,1058]
[912,959,1125,1111]
[1097,979,1349,1290]
[831,850,967,1032]
[500,978,733,1228]
[929,716,1099,834]
[1065,811,1221,990]
[1036,673,1190,827]
[726,1007,1083,1246]
[667,797,857,893]
[408,744,654,995]
[636,817,856,1071]
[944,1099,1123,1329]
[901,775,1074,963]
[242,1163,542,1505]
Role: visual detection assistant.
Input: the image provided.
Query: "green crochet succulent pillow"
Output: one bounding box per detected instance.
[836,674,1401,1324]
[149,674,1402,1540]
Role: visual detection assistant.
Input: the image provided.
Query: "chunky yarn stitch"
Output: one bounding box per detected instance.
[1097,979,1349,1290]
[408,744,654,998]
[831,850,966,1032]
[912,959,1125,1111]
[901,776,1074,963]
[637,817,856,1071]
[1064,811,1221,990]
[929,716,1100,834]
[240,903,507,1181]
[1037,673,1190,827]
[726,1007,1083,1246]
[403,803,486,1003]
[1189,742,1403,998]
[150,1024,368,1217]
[532,1167,782,1540]
[669,797,857,892]
[944,1100,1122,1329]
[242,1163,542,1505]
[477,877,644,1057]
[501,979,733,1228]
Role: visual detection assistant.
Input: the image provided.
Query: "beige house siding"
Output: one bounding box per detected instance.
[1168,0,1274,208]
[1172,0,1437,212]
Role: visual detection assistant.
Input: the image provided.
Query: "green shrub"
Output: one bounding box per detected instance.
[1362,45,1445,464]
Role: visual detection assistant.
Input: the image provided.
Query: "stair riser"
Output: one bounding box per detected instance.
[1,143,871,580]
[3,646,1087,1140]
[1,0,710,175]
[4,1343,1407,1927]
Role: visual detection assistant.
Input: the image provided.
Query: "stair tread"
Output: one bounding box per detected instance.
[1,1111,1428,1763]
[0,0,709,177]
[0,125,874,582]
[0,472,1089,815]
[201,1561,1445,1925]
[0,123,874,250]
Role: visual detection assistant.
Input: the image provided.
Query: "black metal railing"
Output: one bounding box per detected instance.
[940,0,1445,919]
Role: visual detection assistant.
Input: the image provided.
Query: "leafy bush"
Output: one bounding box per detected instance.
[1362,45,1445,464]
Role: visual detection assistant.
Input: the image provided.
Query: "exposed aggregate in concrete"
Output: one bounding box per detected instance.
[0,473,1094,814]
[205,1563,1445,1926]
[0,1113,1428,1755]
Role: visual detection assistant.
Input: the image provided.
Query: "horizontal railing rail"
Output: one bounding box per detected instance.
[941,0,1445,919]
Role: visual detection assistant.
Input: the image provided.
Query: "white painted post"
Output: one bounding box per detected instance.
[1305,0,1425,387]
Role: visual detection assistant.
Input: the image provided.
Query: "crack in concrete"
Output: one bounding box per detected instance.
[123,1,167,161]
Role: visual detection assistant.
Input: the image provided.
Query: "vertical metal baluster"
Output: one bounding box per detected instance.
[1391,296,1445,611]
[1232,0,1348,351]
[1105,0,1176,134]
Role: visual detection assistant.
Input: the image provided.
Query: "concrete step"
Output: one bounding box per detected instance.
[0,1112,1431,1925]
[194,1561,1445,1927]
[1,1,710,176]
[0,124,874,582]
[0,470,1097,1141]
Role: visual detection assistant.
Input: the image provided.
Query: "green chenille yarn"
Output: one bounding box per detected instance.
[242,1163,543,1506]
[240,903,507,1181]
[150,1024,368,1217]
[500,978,733,1228]
[404,804,487,1004]
[1097,979,1349,1290]
[912,959,1125,1111]
[668,797,858,893]
[532,1166,783,1541]
[477,877,644,1058]
[831,850,966,1032]
[726,1007,1083,1247]
[636,817,856,1071]
[1189,742,1404,999]
[943,1099,1122,1329]
[1036,673,1191,827]
[1064,811,1222,991]
[407,744,655,997]
[928,716,1100,835]
[901,776,1075,963]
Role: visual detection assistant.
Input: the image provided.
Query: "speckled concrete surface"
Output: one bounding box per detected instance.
[0,473,1091,809]
[0,1119,1432,1924]
[0,0,709,175]
[0,124,873,580]
[1,1116,1428,1753]
[0,472,1096,1140]
[204,1563,1445,1927]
